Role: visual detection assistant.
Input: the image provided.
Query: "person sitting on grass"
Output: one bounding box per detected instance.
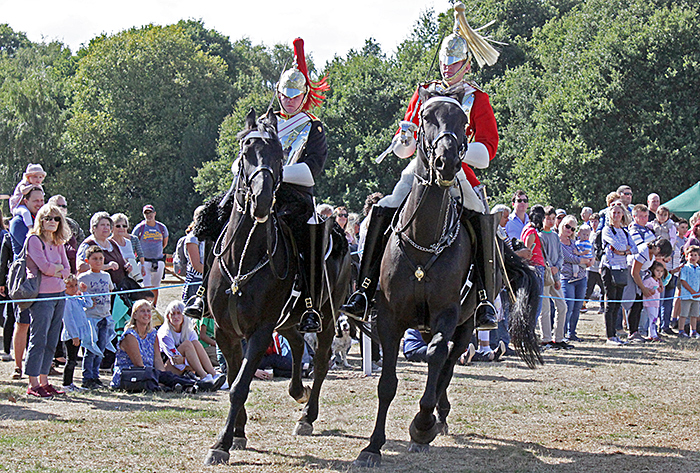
[158,300,225,388]
[111,300,165,389]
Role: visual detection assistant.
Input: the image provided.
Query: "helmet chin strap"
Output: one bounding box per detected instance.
[442,60,471,86]
[279,91,309,118]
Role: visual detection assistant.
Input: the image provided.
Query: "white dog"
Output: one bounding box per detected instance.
[330,314,353,369]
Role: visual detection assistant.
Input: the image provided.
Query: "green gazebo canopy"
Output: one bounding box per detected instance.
[664,181,700,220]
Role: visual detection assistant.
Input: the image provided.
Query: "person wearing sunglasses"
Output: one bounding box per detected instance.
[24,204,71,397]
[505,190,530,241]
[560,215,593,345]
[48,195,85,274]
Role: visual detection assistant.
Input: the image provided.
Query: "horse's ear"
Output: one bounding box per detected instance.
[245,108,256,130]
[418,86,431,105]
[264,107,278,130]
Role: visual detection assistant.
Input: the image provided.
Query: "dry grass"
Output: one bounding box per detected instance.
[1,277,700,472]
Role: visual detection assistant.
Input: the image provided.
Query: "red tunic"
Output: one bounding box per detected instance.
[398,83,499,187]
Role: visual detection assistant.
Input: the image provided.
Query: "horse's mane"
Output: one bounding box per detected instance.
[236,115,279,143]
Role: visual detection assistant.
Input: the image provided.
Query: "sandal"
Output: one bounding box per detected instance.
[11,367,22,380]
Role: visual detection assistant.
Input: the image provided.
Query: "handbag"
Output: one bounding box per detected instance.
[610,268,628,288]
[120,366,160,392]
[7,237,44,310]
[543,265,555,287]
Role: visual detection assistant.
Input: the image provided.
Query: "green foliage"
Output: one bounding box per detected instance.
[61,24,232,240]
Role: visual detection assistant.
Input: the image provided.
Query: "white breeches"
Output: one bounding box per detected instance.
[376,158,485,213]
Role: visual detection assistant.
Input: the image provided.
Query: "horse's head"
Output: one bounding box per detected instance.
[237,108,284,223]
[417,87,469,188]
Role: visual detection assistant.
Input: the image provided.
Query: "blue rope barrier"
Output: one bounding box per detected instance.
[541,294,682,303]
[0,282,196,305]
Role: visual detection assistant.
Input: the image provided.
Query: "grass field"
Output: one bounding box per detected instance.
[1,276,700,472]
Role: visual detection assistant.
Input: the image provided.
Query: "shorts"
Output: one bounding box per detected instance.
[142,260,165,288]
[16,306,31,324]
[679,299,700,319]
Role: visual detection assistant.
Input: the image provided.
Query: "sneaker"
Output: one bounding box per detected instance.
[649,336,663,343]
[553,341,575,350]
[493,341,507,361]
[628,332,647,343]
[220,381,230,391]
[48,365,61,376]
[63,383,86,393]
[543,342,560,351]
[597,306,605,314]
[678,331,691,339]
[458,344,475,365]
[27,385,53,398]
[693,332,700,340]
[614,336,629,345]
[1,353,13,362]
[606,338,624,346]
[11,367,22,380]
[580,303,588,313]
[200,374,214,383]
[662,327,676,336]
[43,384,65,396]
[567,335,583,342]
[93,378,104,387]
[82,379,100,390]
[212,373,227,390]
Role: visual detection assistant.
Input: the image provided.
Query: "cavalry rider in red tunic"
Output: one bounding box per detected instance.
[341,2,502,330]
[185,38,330,334]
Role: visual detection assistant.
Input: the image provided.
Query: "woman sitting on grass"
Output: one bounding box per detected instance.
[157,301,225,389]
[111,300,165,389]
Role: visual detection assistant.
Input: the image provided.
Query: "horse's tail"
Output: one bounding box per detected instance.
[501,244,543,368]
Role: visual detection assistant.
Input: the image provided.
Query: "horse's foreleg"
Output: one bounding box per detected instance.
[435,318,474,435]
[295,310,334,435]
[206,324,274,465]
[282,328,306,403]
[409,310,458,451]
[355,316,402,468]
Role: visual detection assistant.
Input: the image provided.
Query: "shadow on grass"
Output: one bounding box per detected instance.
[0,404,60,421]
[219,431,700,472]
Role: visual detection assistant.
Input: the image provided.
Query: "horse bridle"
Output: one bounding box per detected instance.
[418,96,468,189]
[215,127,289,294]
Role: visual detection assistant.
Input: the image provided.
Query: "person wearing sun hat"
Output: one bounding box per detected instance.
[184,38,331,334]
[341,2,503,330]
[9,163,47,228]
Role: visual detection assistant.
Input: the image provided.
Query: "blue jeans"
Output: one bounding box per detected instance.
[661,275,677,330]
[491,289,511,347]
[83,317,109,381]
[562,277,587,339]
[25,293,66,378]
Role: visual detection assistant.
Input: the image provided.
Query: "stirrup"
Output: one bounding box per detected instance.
[340,290,370,321]
[298,299,322,333]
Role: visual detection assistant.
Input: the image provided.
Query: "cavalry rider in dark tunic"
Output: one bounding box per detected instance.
[340,2,503,330]
[185,38,330,333]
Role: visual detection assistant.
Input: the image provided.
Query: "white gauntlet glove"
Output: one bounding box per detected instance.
[282,163,315,187]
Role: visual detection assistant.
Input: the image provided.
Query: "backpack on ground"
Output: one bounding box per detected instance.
[172,235,188,276]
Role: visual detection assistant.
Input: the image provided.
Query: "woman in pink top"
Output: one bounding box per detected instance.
[25,204,71,398]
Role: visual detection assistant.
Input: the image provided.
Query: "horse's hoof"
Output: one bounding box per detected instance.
[295,385,311,404]
[203,449,229,465]
[231,437,247,450]
[409,418,439,445]
[436,420,449,435]
[293,420,314,436]
[408,442,430,453]
[353,451,382,467]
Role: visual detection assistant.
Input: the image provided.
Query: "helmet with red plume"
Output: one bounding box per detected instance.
[277,38,329,113]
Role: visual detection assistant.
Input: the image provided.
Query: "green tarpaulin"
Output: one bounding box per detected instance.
[664,181,700,220]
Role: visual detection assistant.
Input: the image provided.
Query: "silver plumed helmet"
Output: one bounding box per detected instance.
[277,68,308,99]
[439,33,470,66]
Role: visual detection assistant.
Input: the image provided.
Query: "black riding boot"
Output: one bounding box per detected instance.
[184,240,213,320]
[473,212,500,330]
[339,206,395,319]
[298,220,332,333]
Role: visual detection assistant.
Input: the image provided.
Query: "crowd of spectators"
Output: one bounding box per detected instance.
[2,163,699,398]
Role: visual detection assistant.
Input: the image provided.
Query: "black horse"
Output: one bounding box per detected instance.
[203,109,352,466]
[354,88,542,467]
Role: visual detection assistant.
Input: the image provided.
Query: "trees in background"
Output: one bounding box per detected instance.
[1,0,699,243]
